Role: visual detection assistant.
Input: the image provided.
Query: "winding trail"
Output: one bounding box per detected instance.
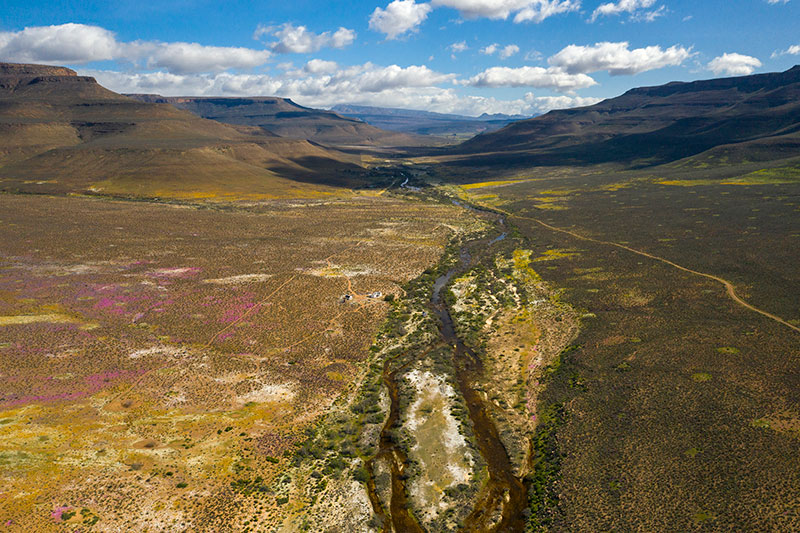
[499,210,800,335]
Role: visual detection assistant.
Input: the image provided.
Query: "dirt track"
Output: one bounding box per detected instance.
[472,203,800,333]
[503,211,800,335]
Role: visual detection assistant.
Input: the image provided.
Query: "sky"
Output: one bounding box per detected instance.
[1,0,799,116]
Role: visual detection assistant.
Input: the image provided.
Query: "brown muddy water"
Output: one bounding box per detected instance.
[366,210,528,533]
[365,355,425,533]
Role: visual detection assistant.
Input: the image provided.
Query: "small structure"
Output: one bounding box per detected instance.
[341,294,353,303]
[367,291,383,299]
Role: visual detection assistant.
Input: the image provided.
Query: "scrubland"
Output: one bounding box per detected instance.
[458,167,800,531]
[0,193,472,531]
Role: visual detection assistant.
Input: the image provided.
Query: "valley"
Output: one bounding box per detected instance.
[1,60,799,532]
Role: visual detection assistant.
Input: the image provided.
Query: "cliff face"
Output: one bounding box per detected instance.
[0,63,78,77]
[0,62,120,99]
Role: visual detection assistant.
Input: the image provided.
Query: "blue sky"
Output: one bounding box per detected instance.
[1,0,799,115]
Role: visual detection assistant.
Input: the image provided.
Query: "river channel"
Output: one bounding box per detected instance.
[366,206,528,532]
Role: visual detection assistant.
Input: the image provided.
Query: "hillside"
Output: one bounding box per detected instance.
[0,63,366,199]
[127,95,428,147]
[455,66,800,168]
[332,103,526,138]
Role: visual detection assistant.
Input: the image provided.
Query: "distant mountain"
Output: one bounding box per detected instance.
[455,66,800,169]
[0,63,366,199]
[330,104,528,138]
[127,95,427,147]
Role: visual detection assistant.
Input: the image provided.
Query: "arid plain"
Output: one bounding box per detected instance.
[1,61,800,533]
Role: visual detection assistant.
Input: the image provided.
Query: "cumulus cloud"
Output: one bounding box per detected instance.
[0,23,273,74]
[89,66,595,116]
[432,0,580,22]
[144,43,272,74]
[464,66,597,90]
[255,23,355,53]
[481,43,520,59]
[590,0,664,22]
[449,41,469,53]
[369,0,433,39]
[707,53,762,76]
[0,23,118,64]
[358,64,455,90]
[498,44,520,59]
[549,41,691,75]
[93,62,451,97]
[304,59,339,74]
[524,92,602,112]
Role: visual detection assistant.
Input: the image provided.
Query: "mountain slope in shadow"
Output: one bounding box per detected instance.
[454,66,800,169]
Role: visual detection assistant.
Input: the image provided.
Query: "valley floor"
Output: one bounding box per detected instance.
[0,192,475,531]
[2,159,800,532]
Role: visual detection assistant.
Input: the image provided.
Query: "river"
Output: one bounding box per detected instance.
[366,205,528,532]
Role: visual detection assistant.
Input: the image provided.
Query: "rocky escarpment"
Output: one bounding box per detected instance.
[0,62,101,92]
[0,62,120,101]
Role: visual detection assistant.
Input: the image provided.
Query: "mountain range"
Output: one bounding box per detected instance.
[3,62,800,199]
[331,104,528,138]
[126,95,427,147]
[0,63,365,200]
[454,65,800,170]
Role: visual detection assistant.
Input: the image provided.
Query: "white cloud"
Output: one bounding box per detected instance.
[524,49,543,61]
[432,0,528,19]
[145,43,272,74]
[590,0,663,21]
[0,23,118,64]
[0,23,274,74]
[369,0,433,39]
[707,53,762,76]
[524,92,602,112]
[85,63,602,116]
[465,66,597,90]
[357,64,455,91]
[255,23,355,54]
[632,4,666,21]
[500,44,520,58]
[449,41,469,53]
[513,0,581,22]
[765,0,789,4]
[304,59,339,74]
[432,0,580,22]
[771,44,800,58]
[79,68,421,113]
[481,43,520,58]
[549,41,691,75]
[91,62,453,98]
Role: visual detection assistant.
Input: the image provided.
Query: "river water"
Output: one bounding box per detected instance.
[366,207,528,532]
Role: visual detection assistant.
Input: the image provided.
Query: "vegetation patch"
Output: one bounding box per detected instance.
[526,403,566,532]
[716,346,740,355]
